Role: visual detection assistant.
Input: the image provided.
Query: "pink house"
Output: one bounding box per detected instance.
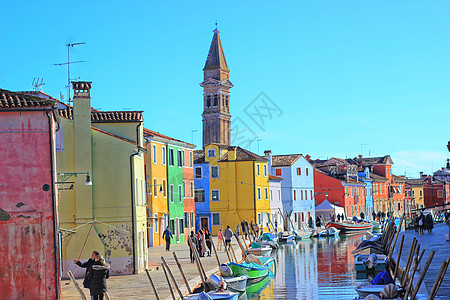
[0,90,60,299]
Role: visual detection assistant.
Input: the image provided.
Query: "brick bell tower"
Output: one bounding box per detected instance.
[200,28,233,148]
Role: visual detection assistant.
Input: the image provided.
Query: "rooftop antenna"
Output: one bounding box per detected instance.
[215,20,218,30]
[32,78,45,92]
[54,41,86,104]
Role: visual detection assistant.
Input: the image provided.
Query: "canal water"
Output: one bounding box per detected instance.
[247,233,369,300]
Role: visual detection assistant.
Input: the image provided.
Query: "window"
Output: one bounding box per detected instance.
[258,213,261,225]
[195,189,205,202]
[310,190,313,200]
[263,164,267,177]
[183,181,186,197]
[297,168,301,175]
[189,152,193,167]
[293,190,296,201]
[162,146,166,165]
[306,168,309,176]
[265,187,268,200]
[178,150,183,167]
[179,185,182,202]
[419,190,423,197]
[170,184,174,203]
[152,144,157,164]
[276,169,282,176]
[278,190,281,202]
[438,190,444,198]
[153,179,158,196]
[211,190,220,201]
[169,149,174,166]
[190,182,194,197]
[211,166,219,178]
[212,213,220,226]
[163,180,167,197]
[142,179,146,205]
[182,150,185,166]
[305,190,308,200]
[398,202,401,210]
[180,219,184,234]
[135,178,139,205]
[207,149,216,157]
[256,164,260,176]
[184,213,189,228]
[195,166,202,179]
[154,214,158,233]
[170,219,175,233]
[270,190,273,201]
[301,190,303,200]
[412,190,415,197]
[190,212,194,228]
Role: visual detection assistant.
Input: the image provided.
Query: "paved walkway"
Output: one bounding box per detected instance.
[61,236,244,300]
[396,223,450,300]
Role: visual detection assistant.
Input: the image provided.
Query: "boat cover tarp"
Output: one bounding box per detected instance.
[262,232,276,241]
[199,291,213,300]
[371,271,394,285]
[251,242,261,248]
[315,200,345,220]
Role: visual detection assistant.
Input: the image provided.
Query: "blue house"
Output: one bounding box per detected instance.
[265,151,315,231]
[358,167,374,220]
[193,150,211,232]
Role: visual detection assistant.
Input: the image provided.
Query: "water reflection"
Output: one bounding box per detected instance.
[248,234,368,299]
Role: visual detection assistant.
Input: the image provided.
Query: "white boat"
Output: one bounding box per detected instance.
[326,227,340,236]
[354,254,388,272]
[222,275,248,292]
[184,291,239,300]
[355,284,402,298]
[246,246,272,257]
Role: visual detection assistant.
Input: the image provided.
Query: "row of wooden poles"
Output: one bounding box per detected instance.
[379,214,450,300]
[146,221,265,300]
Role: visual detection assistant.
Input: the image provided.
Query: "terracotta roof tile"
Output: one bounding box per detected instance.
[369,172,389,182]
[269,175,283,180]
[219,147,267,162]
[194,150,205,163]
[143,128,195,147]
[272,154,302,167]
[0,89,55,109]
[58,108,143,123]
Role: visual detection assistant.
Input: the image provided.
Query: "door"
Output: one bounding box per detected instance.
[175,218,180,242]
[200,217,209,230]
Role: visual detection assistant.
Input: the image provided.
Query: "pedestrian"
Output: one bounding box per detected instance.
[308,216,313,229]
[88,252,110,300]
[413,214,419,232]
[331,214,335,222]
[341,213,345,221]
[425,214,433,233]
[360,211,365,220]
[188,231,198,263]
[372,211,376,221]
[224,225,233,250]
[337,214,341,222]
[315,216,321,228]
[274,220,278,233]
[418,213,425,235]
[73,250,99,290]
[235,224,240,237]
[249,220,255,237]
[217,226,223,251]
[377,211,381,221]
[162,226,173,251]
[198,229,206,257]
[205,228,212,257]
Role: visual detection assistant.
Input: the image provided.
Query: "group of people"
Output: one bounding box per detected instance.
[413,213,434,234]
[73,251,110,300]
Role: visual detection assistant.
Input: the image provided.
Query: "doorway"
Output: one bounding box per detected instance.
[200,217,209,230]
[175,218,180,242]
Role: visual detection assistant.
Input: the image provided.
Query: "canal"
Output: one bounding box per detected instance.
[247,233,372,300]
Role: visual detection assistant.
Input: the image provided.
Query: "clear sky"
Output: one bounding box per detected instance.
[1,1,449,177]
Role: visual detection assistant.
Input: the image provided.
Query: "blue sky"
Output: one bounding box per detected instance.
[1,1,449,177]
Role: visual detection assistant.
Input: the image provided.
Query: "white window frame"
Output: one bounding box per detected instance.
[190,181,194,197]
[169,149,174,166]
[256,164,260,176]
[154,213,158,233]
[153,178,158,197]
[265,187,268,200]
[170,184,174,203]
[278,190,281,202]
[212,213,220,226]
[257,187,261,200]
[183,181,186,198]
[178,150,183,167]
[207,149,216,157]
[263,164,267,177]
[195,166,202,179]
[270,190,273,202]
[189,152,193,167]
[211,189,220,202]
[152,144,157,164]
[162,146,166,166]
[211,165,219,178]
[179,185,182,203]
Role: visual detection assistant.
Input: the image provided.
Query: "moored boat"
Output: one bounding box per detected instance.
[277,231,294,242]
[184,291,240,300]
[222,275,248,293]
[326,227,340,236]
[354,254,388,272]
[326,221,373,233]
[354,284,402,298]
[246,247,272,257]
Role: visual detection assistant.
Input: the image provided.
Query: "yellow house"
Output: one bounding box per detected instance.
[407,179,425,210]
[57,82,148,277]
[204,144,270,235]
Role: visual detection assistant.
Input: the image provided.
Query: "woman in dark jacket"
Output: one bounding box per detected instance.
[88,253,110,300]
[204,228,212,257]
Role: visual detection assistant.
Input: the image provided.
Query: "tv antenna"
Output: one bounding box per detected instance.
[32,78,45,92]
[54,41,86,104]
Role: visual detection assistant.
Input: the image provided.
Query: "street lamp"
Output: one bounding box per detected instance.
[57,172,92,186]
[147,183,163,195]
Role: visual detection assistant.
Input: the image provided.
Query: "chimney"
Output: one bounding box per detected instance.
[264,150,272,169]
[428,176,432,184]
[227,146,236,161]
[305,154,311,160]
[420,171,424,178]
[359,154,363,167]
[446,158,450,170]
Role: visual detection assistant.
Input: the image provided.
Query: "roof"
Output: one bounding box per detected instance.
[369,172,389,182]
[0,89,56,109]
[269,175,283,181]
[392,174,407,183]
[143,128,195,148]
[361,155,393,166]
[204,29,229,71]
[194,150,205,163]
[59,108,143,123]
[271,154,302,167]
[219,146,267,162]
[406,178,426,186]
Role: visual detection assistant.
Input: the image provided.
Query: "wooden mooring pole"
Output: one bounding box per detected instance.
[145,268,160,300]
[161,263,176,300]
[172,252,192,295]
[409,250,435,300]
[161,257,184,300]
[393,235,405,280]
[428,253,450,300]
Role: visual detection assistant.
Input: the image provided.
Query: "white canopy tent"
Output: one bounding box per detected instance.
[315,199,345,221]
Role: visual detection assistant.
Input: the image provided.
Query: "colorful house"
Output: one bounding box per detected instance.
[358,168,374,219]
[267,152,315,230]
[193,150,211,232]
[198,144,271,234]
[406,178,425,210]
[268,174,283,230]
[57,82,148,276]
[0,90,60,299]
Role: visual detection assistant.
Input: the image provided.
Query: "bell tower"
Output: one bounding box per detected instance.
[201,28,233,148]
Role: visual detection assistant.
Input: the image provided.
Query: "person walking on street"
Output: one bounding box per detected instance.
[162,226,173,251]
[224,225,233,250]
[204,228,212,257]
[418,213,425,235]
[425,214,434,233]
[88,252,110,300]
[217,226,223,251]
[360,212,365,220]
[73,250,99,290]
[235,225,241,237]
[188,231,198,263]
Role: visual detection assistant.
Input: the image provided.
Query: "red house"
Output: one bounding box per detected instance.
[423,176,450,208]
[0,90,60,299]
